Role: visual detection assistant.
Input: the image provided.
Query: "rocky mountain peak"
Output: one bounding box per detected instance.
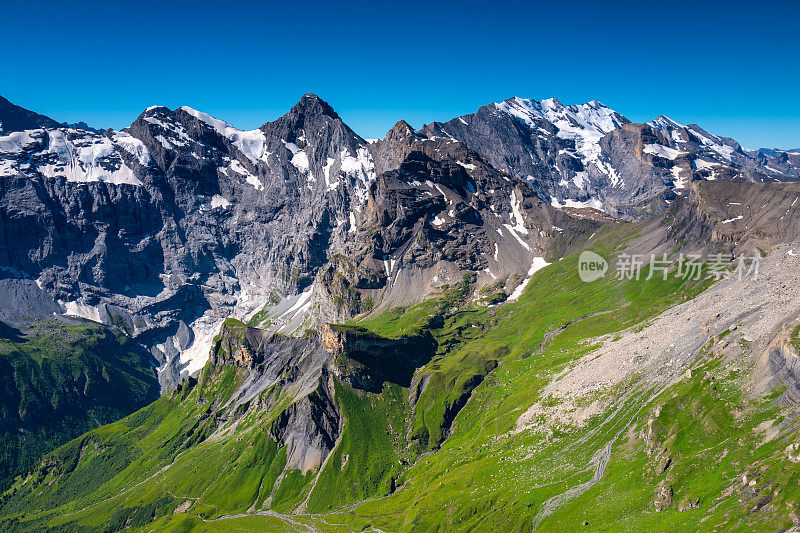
[284,93,341,124]
[256,93,363,159]
[369,120,425,175]
[388,120,416,139]
[585,99,607,109]
[650,115,684,130]
[0,95,61,134]
[140,105,172,116]
[540,96,565,110]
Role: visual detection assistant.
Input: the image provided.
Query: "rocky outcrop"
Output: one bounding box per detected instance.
[202,317,444,472]
[203,319,437,473]
[322,323,436,391]
[210,319,262,368]
[204,321,341,472]
[270,368,341,473]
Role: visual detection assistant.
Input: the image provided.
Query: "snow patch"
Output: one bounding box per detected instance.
[694,159,717,171]
[644,144,684,160]
[113,132,152,166]
[63,299,104,323]
[177,315,222,376]
[509,190,528,235]
[39,130,143,185]
[228,159,263,190]
[507,257,550,301]
[550,196,604,210]
[671,166,687,190]
[0,130,41,153]
[210,195,230,209]
[721,215,743,224]
[280,288,313,320]
[502,223,531,251]
[179,106,269,164]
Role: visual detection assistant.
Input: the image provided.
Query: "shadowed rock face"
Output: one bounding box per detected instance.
[322,323,437,391]
[0,96,61,134]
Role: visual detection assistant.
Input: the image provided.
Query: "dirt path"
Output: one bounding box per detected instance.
[202,509,320,532]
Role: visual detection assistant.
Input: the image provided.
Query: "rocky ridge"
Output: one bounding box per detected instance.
[1,93,798,391]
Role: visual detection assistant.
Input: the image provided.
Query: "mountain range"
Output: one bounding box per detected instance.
[1,93,800,531]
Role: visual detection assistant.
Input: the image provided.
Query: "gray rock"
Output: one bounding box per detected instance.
[1,93,797,390]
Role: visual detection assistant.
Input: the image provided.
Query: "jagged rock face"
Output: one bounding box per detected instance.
[278,120,605,331]
[308,125,605,320]
[0,95,380,388]
[2,93,798,390]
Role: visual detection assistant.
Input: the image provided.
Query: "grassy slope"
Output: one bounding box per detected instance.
[307,225,723,531]
[0,320,159,492]
[2,222,797,531]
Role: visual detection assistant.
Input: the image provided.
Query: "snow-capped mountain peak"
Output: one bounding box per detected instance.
[494,96,628,136]
[649,115,685,131]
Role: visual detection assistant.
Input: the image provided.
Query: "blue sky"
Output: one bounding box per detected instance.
[4,0,799,148]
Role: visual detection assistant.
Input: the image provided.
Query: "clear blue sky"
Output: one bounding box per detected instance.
[4,0,799,148]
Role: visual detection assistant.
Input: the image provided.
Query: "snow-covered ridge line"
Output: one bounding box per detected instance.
[179,106,270,164]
